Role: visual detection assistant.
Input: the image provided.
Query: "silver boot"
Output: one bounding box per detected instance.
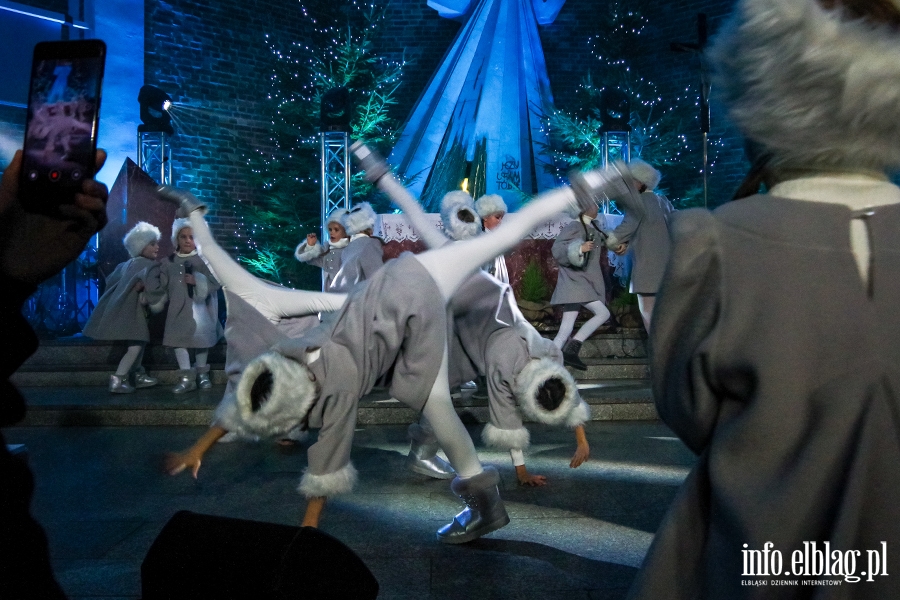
[437,466,510,544]
[196,365,213,390]
[156,185,207,217]
[133,368,159,389]
[109,374,136,394]
[406,422,455,480]
[172,369,198,394]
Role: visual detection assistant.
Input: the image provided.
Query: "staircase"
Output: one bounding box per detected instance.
[13,329,654,427]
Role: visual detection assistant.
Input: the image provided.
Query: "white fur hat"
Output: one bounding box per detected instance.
[170,217,192,249]
[123,221,161,258]
[709,0,900,173]
[234,352,319,438]
[342,202,377,236]
[440,190,479,241]
[474,194,508,219]
[326,207,349,228]
[628,159,661,190]
[515,358,588,427]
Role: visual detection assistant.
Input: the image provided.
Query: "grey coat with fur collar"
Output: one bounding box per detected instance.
[329,235,383,293]
[608,191,673,294]
[160,253,223,348]
[628,197,900,600]
[550,219,606,305]
[82,257,164,342]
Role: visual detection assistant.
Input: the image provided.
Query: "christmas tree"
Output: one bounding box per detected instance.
[543,0,714,209]
[237,0,404,288]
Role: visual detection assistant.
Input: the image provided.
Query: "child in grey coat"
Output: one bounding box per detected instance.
[82,222,165,393]
[294,207,349,291]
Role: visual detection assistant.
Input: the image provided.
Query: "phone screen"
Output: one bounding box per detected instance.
[21,40,105,209]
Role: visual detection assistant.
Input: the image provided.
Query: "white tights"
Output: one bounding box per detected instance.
[188,212,347,323]
[637,293,655,334]
[553,300,611,347]
[115,344,144,376]
[174,348,209,370]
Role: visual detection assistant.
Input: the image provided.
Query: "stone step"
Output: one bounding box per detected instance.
[15,379,654,427]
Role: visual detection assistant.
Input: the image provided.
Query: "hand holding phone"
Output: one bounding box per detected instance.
[20,39,106,214]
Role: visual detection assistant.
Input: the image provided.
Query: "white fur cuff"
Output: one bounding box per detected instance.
[567,240,585,267]
[482,423,530,450]
[566,400,591,428]
[193,272,209,301]
[295,242,324,263]
[604,233,620,250]
[298,462,358,498]
[147,291,168,314]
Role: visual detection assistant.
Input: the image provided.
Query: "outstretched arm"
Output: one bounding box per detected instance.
[165,425,228,478]
[350,142,450,250]
[569,425,590,468]
[302,496,327,527]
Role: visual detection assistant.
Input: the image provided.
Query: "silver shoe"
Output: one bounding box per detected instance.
[451,380,478,400]
[109,374,135,394]
[156,185,207,217]
[172,369,198,394]
[406,423,455,479]
[437,467,509,544]
[133,371,159,389]
[196,365,212,389]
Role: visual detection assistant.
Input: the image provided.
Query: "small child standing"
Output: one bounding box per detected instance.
[294,207,349,291]
[161,218,223,394]
[83,222,165,393]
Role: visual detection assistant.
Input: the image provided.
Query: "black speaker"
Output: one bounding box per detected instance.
[320,86,352,132]
[141,511,378,600]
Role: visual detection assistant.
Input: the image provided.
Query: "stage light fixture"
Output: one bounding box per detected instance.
[599,88,631,133]
[320,87,352,132]
[138,85,175,134]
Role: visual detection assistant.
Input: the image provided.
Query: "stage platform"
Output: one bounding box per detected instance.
[13,328,656,426]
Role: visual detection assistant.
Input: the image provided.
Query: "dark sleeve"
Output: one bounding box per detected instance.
[650,209,722,454]
[0,275,38,427]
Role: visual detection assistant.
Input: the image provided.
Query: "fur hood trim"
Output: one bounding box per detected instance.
[566,239,585,268]
[440,191,480,241]
[295,241,324,263]
[482,423,530,450]
[474,194,507,218]
[515,357,581,426]
[342,202,377,235]
[628,159,661,190]
[327,207,349,227]
[170,218,192,249]
[709,0,900,173]
[234,352,318,438]
[123,222,161,258]
[298,462,358,498]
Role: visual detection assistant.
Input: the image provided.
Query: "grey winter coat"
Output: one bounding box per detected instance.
[627,197,900,600]
[82,257,164,342]
[329,235,383,293]
[160,253,223,348]
[295,242,345,291]
[550,219,606,305]
[608,191,673,294]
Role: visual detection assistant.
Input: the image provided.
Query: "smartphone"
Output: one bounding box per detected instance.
[20,39,106,212]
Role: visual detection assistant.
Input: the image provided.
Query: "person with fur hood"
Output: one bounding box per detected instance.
[602,159,673,332]
[294,207,349,291]
[162,141,634,543]
[392,178,592,486]
[82,221,166,393]
[474,194,510,284]
[628,1,900,599]
[328,202,383,293]
[160,218,223,393]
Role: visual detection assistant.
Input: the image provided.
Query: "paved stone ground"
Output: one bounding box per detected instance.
[8,419,696,599]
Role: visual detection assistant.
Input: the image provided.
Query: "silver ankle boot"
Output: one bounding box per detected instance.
[406,423,455,480]
[172,369,198,394]
[109,374,136,394]
[196,365,212,389]
[437,466,509,544]
[133,368,158,389]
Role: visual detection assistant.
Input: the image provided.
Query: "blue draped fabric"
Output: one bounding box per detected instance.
[389,0,565,211]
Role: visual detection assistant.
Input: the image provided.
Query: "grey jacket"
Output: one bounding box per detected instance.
[160,253,223,348]
[329,235,383,293]
[609,191,673,294]
[82,257,164,342]
[550,219,606,305]
[628,197,900,600]
[295,242,345,291]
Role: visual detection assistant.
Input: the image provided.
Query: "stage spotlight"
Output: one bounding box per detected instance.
[320,86,352,132]
[138,85,175,134]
